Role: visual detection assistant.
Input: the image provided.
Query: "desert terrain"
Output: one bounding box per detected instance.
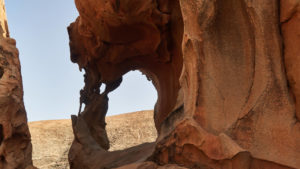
[28,110,156,169]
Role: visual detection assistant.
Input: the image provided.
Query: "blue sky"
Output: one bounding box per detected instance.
[5,0,157,121]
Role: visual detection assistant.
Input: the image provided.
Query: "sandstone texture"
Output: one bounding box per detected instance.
[281,0,300,121]
[0,0,300,168]
[67,0,300,169]
[0,0,8,38]
[29,111,156,169]
[0,2,34,168]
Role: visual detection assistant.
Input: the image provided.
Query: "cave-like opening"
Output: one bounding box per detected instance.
[107,70,157,117]
[106,70,158,151]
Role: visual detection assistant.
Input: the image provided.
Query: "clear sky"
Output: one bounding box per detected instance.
[5,0,157,122]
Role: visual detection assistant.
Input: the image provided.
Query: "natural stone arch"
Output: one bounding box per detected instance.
[67,0,300,169]
[68,0,184,132]
[0,0,299,168]
[67,0,184,168]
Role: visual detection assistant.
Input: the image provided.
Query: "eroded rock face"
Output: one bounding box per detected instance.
[0,0,8,38]
[158,1,299,168]
[281,0,300,121]
[68,0,183,132]
[0,3,34,168]
[67,0,300,169]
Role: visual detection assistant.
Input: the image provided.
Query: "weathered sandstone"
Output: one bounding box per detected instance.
[0,0,299,168]
[0,1,34,168]
[0,0,8,38]
[281,0,300,121]
[67,0,300,169]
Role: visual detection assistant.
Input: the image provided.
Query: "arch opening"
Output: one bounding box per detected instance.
[106,70,157,151]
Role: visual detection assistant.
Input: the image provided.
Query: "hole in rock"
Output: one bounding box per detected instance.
[106,70,158,151]
[0,124,3,145]
[0,156,4,162]
[100,83,106,95]
[0,67,3,79]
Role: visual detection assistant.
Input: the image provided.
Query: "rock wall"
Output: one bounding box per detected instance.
[0,1,35,169]
[281,0,300,121]
[154,0,300,168]
[1,0,299,168]
[67,0,300,169]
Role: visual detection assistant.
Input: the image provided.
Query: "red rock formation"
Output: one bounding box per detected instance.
[281,0,300,121]
[67,0,300,169]
[1,0,299,168]
[68,0,183,132]
[0,1,35,168]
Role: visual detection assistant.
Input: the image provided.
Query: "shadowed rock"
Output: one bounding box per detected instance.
[67,0,300,168]
[0,4,35,167]
[0,0,299,168]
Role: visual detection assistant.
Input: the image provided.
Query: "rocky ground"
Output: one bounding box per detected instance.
[28,110,156,169]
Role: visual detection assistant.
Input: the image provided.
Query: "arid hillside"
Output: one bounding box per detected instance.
[28,110,156,169]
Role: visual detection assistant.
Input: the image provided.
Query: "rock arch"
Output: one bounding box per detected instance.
[0,0,299,168]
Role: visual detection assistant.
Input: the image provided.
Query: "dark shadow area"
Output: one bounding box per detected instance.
[0,67,3,79]
[0,124,3,145]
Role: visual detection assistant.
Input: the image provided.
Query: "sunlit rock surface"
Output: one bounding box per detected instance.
[0,0,8,38]
[67,0,300,169]
[0,0,299,168]
[0,2,35,168]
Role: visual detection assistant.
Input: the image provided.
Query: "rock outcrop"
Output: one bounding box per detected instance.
[0,0,8,38]
[0,1,34,168]
[68,0,300,169]
[1,0,300,168]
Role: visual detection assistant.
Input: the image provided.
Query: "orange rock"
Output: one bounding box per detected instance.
[67,0,300,168]
[0,0,9,38]
[0,17,35,169]
[281,0,300,121]
[1,0,300,168]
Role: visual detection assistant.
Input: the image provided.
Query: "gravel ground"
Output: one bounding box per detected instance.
[29,110,156,169]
